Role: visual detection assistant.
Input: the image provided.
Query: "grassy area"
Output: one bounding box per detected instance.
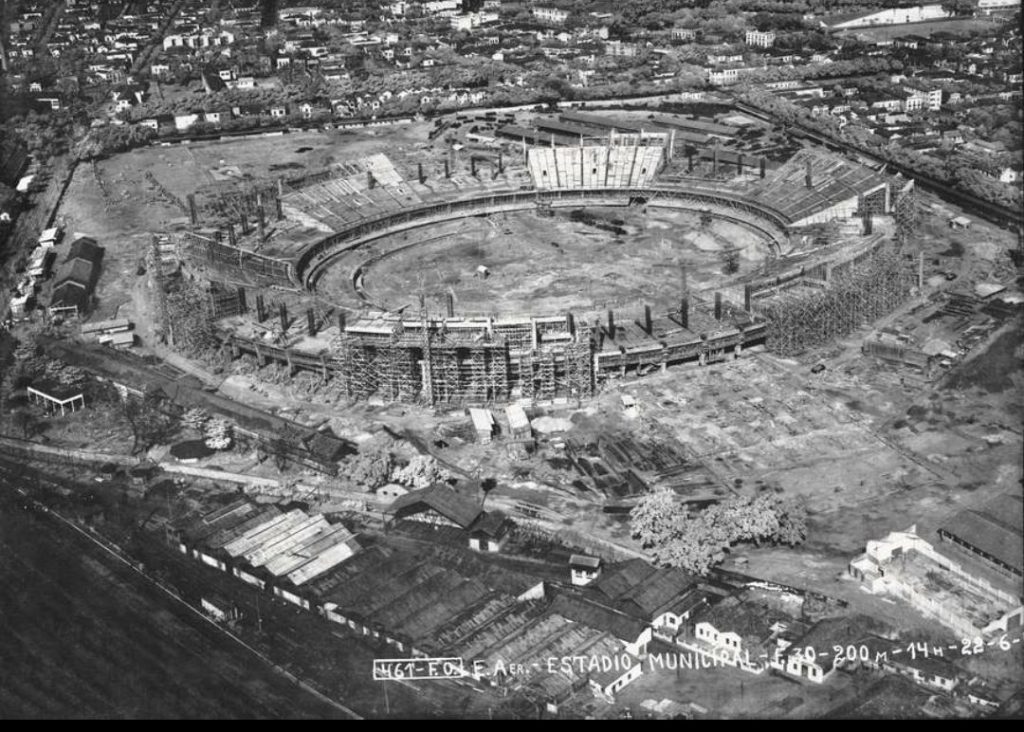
[837,17,1005,42]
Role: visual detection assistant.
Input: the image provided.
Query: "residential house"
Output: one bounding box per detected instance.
[745,30,775,48]
[532,6,570,25]
[684,595,791,673]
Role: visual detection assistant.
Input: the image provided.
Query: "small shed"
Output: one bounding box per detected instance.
[948,215,971,230]
[201,595,240,622]
[570,554,602,586]
[469,407,495,444]
[505,404,532,441]
[468,510,513,553]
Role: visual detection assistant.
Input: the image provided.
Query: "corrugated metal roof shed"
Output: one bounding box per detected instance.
[223,510,307,557]
[245,515,330,567]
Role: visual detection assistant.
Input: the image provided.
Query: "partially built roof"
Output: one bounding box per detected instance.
[748,149,889,226]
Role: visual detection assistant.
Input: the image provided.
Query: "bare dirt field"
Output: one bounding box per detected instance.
[322,206,772,316]
[52,122,439,328]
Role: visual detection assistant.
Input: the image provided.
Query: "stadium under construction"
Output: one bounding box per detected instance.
[167,131,919,406]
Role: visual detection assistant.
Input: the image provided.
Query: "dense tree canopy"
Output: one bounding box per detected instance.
[630,489,809,575]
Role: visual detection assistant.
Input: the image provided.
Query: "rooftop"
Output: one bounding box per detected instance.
[938,492,1023,574]
[388,483,483,529]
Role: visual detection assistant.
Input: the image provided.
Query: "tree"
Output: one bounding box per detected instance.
[203,417,233,451]
[347,437,395,491]
[630,490,809,575]
[390,454,450,490]
[941,0,974,17]
[10,408,38,439]
[123,392,179,456]
[181,407,210,432]
[630,488,684,550]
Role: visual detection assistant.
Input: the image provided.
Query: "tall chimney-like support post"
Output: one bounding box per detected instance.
[306,308,316,336]
[607,310,615,340]
[744,285,752,312]
[680,297,689,330]
[338,311,347,333]
[805,159,813,189]
[279,303,288,333]
[760,157,766,179]
[714,292,723,321]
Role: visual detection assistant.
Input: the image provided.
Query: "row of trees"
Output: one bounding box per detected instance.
[630,488,809,575]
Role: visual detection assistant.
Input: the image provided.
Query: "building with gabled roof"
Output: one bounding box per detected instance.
[937,492,1023,581]
[387,483,483,529]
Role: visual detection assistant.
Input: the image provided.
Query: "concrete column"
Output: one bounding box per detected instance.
[714,292,722,321]
[607,310,615,340]
[307,308,317,336]
[744,285,752,312]
[279,303,288,333]
[338,311,347,333]
[237,287,247,314]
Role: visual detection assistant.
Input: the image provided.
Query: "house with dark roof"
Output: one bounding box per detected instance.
[468,510,513,553]
[388,483,483,529]
[547,588,652,658]
[50,239,103,316]
[65,236,102,265]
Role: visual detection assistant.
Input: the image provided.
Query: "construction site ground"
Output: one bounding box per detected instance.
[320,205,772,316]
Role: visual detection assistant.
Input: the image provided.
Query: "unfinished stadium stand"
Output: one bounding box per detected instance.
[528,144,665,190]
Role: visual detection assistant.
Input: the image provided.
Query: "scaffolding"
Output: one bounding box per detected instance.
[754,242,913,356]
